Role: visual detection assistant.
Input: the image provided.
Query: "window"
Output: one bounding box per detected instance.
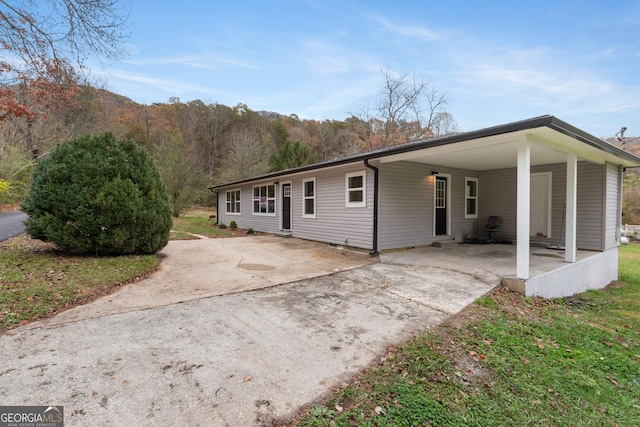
[252,184,276,215]
[346,171,366,207]
[465,177,478,218]
[303,178,316,218]
[435,178,446,208]
[226,189,241,214]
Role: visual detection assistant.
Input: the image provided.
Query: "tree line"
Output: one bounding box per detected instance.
[0,1,460,216]
[5,0,637,225]
[0,71,458,216]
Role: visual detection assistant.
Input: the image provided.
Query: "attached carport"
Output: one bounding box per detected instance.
[371,116,640,297]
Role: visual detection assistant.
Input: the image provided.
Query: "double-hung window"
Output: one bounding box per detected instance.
[346,171,366,207]
[303,178,316,218]
[465,177,478,218]
[225,189,241,214]
[253,184,276,215]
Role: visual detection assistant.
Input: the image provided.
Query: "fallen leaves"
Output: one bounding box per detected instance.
[468,350,486,362]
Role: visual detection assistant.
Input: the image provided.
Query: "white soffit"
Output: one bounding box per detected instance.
[377,128,625,171]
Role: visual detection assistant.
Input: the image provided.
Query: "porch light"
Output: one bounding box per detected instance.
[430,171,439,175]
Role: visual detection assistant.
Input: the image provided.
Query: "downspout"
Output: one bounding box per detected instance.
[209,188,219,225]
[364,159,379,256]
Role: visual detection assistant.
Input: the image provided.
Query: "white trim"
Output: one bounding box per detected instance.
[280,181,292,231]
[464,177,478,219]
[252,183,277,216]
[432,173,452,236]
[345,171,366,208]
[517,140,530,279]
[225,188,241,215]
[302,177,316,219]
[565,154,577,262]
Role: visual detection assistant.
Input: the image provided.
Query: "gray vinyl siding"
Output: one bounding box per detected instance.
[477,168,517,241]
[290,164,374,249]
[217,181,283,235]
[478,164,570,243]
[604,162,621,250]
[478,162,606,250]
[216,157,619,253]
[378,161,430,250]
[216,163,374,250]
[577,162,605,251]
[535,164,566,245]
[378,161,477,250]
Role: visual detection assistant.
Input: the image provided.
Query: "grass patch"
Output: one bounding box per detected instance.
[0,235,159,331]
[171,209,255,238]
[169,230,200,240]
[284,245,640,426]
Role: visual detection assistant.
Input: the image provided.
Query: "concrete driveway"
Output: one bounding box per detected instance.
[0,236,496,426]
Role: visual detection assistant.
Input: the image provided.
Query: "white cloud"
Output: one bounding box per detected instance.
[448,44,640,117]
[370,15,441,41]
[125,54,258,70]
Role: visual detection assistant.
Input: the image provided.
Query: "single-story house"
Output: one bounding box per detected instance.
[210,115,640,297]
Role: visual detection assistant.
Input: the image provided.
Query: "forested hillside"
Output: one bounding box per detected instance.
[2,82,638,219]
[0,70,459,215]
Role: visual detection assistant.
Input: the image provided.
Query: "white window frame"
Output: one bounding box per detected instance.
[345,171,366,208]
[302,177,316,219]
[465,177,478,219]
[252,184,276,216]
[225,189,241,215]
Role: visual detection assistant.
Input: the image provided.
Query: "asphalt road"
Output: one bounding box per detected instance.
[0,210,27,241]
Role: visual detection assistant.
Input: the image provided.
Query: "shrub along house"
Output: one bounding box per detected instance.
[210,115,640,297]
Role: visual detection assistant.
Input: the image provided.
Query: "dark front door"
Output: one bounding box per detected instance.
[282,183,291,230]
[435,176,447,235]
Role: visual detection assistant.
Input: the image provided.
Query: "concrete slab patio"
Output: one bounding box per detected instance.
[0,236,498,426]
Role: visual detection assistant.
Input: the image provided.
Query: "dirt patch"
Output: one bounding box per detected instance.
[0,203,19,214]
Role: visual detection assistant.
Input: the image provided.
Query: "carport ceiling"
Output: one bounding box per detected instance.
[377,128,623,171]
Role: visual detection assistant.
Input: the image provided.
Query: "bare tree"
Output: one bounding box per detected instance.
[0,0,129,120]
[216,127,274,183]
[372,68,458,147]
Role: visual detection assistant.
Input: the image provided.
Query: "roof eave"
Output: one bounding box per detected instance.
[209,115,640,189]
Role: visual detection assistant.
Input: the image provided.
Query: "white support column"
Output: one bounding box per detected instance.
[517,140,531,279]
[565,153,577,262]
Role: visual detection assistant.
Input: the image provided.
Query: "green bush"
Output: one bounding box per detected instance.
[21,133,172,255]
[0,178,9,195]
[229,220,237,229]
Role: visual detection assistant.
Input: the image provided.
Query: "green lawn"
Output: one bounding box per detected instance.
[0,235,159,331]
[287,245,640,426]
[171,209,251,238]
[0,208,252,331]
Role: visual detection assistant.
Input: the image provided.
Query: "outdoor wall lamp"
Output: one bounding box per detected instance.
[430,171,439,176]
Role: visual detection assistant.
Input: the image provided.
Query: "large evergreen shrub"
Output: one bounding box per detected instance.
[21,133,172,255]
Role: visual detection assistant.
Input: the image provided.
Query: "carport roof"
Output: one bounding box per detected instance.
[209,115,640,189]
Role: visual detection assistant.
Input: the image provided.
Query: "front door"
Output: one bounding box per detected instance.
[530,173,551,237]
[282,183,291,231]
[435,176,447,235]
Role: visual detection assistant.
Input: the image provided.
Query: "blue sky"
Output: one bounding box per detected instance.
[93,0,640,139]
